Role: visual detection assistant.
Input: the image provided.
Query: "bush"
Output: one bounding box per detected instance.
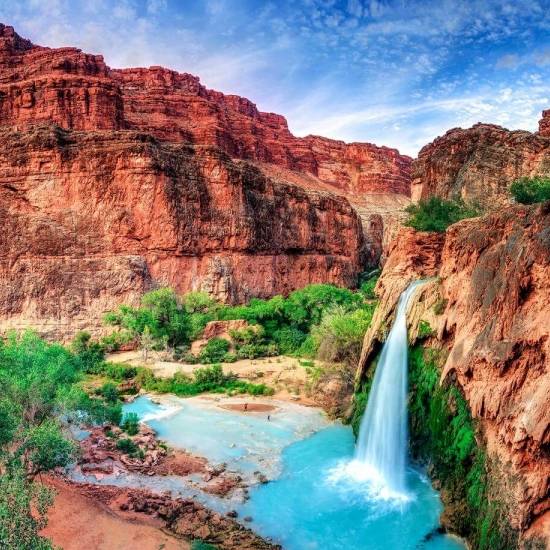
[405,196,480,232]
[313,304,376,367]
[191,541,217,550]
[433,298,448,315]
[193,363,228,389]
[121,412,140,436]
[359,272,379,300]
[98,382,119,404]
[199,338,230,364]
[509,176,550,204]
[116,438,138,455]
[417,320,434,339]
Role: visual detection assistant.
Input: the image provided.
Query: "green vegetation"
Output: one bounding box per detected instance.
[116,438,139,455]
[0,330,124,548]
[408,345,518,549]
[358,271,380,300]
[417,320,434,339]
[433,297,448,315]
[121,412,140,436]
[191,541,218,550]
[103,283,375,365]
[198,337,230,363]
[509,176,550,204]
[405,196,481,232]
[313,304,376,369]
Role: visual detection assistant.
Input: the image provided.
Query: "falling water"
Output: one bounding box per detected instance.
[354,280,425,498]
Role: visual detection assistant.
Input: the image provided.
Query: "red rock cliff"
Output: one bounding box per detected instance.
[0,125,364,339]
[0,24,411,197]
[358,204,550,547]
[0,23,418,338]
[411,121,550,207]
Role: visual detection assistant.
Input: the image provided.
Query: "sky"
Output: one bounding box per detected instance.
[1,0,549,156]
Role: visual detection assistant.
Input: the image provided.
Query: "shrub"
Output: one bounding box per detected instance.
[271,327,306,354]
[98,382,119,404]
[510,176,550,204]
[222,352,237,363]
[359,272,379,300]
[417,320,434,339]
[313,304,376,367]
[199,338,230,364]
[191,541,217,550]
[433,298,448,315]
[193,363,228,389]
[116,438,138,455]
[405,196,480,232]
[121,412,140,436]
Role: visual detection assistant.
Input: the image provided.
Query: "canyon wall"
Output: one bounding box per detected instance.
[0,125,364,339]
[358,203,550,547]
[0,23,419,338]
[411,117,550,207]
[0,23,411,197]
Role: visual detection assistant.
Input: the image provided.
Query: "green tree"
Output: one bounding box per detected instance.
[405,196,480,232]
[0,468,55,550]
[509,176,550,204]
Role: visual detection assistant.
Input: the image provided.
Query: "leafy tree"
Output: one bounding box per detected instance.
[199,338,230,364]
[313,304,375,369]
[509,176,550,204]
[98,382,119,404]
[104,288,192,349]
[405,196,480,232]
[0,467,55,550]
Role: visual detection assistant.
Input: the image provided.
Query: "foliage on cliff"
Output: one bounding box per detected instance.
[408,345,518,550]
[404,197,480,232]
[510,176,550,204]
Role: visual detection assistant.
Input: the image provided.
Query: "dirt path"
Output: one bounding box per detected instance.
[41,477,189,550]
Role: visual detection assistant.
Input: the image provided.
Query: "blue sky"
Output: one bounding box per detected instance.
[1,0,549,155]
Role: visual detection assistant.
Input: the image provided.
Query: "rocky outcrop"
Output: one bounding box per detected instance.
[0,23,418,338]
[0,24,411,197]
[358,203,550,547]
[539,110,550,137]
[53,477,280,549]
[0,124,364,339]
[411,121,550,207]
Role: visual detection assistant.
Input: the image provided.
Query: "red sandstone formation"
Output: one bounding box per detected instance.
[0,23,419,338]
[412,121,550,207]
[0,125,364,339]
[358,203,550,547]
[0,23,411,196]
[539,109,550,137]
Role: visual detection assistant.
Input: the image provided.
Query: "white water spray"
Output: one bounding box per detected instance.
[354,280,425,498]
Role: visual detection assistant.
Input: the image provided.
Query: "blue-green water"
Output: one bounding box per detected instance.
[120,396,464,550]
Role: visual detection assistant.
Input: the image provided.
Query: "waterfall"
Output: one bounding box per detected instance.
[354,280,424,498]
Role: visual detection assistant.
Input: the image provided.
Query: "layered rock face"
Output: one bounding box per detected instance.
[0,23,419,338]
[358,203,550,546]
[411,120,550,207]
[0,125,363,339]
[539,110,550,137]
[0,24,411,197]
